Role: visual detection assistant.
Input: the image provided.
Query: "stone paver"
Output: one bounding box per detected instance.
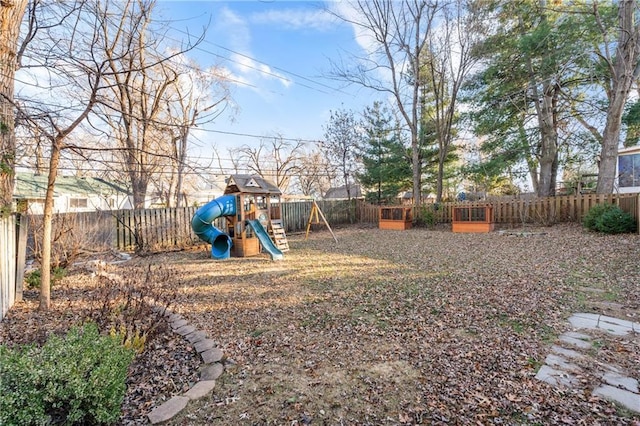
[550,345,584,360]
[593,385,640,413]
[194,338,216,353]
[201,363,224,380]
[568,313,639,336]
[175,324,197,336]
[568,313,600,330]
[146,304,227,423]
[201,347,224,364]
[183,380,217,400]
[602,372,639,393]
[535,365,580,388]
[147,396,190,424]
[186,330,207,344]
[535,313,640,415]
[171,319,189,330]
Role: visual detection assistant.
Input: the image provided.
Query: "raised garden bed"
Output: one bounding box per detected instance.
[452,205,494,233]
[379,206,412,230]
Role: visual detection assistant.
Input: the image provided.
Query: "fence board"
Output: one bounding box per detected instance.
[1,216,17,321]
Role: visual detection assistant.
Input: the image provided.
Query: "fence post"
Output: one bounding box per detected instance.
[15,214,28,302]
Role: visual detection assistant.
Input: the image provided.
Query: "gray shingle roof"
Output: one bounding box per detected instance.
[14,173,130,199]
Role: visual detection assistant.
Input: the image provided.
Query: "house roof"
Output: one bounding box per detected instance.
[13,173,130,200]
[324,184,362,199]
[223,174,282,195]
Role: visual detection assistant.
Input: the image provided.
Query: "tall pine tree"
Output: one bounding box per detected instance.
[358,102,411,205]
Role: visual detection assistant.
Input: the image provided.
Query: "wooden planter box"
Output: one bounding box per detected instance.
[379,206,412,230]
[452,205,494,233]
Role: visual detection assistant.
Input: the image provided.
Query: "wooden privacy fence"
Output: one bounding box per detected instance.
[1,215,27,321]
[16,193,640,261]
[427,193,640,226]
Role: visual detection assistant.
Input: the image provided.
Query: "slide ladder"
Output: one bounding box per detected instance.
[269,219,289,252]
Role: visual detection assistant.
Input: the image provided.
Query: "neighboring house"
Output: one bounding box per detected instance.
[324,184,363,200]
[398,192,436,205]
[617,146,640,193]
[14,173,132,214]
[189,174,228,207]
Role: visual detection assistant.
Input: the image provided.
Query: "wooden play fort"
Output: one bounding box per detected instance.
[452,205,494,233]
[379,206,413,230]
[224,175,289,257]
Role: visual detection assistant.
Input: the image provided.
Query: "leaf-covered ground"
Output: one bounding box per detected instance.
[134,224,639,425]
[2,224,639,425]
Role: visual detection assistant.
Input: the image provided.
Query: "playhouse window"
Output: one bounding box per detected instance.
[255,195,267,210]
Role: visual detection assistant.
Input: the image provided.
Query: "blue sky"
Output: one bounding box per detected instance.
[157,1,378,160]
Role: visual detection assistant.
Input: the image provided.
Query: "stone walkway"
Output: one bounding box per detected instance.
[535,313,640,414]
[146,307,228,424]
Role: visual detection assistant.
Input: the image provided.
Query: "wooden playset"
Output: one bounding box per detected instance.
[452,205,494,233]
[223,175,289,257]
[379,206,413,230]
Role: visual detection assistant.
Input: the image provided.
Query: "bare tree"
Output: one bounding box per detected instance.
[421,0,481,202]
[0,0,28,211]
[321,108,362,200]
[15,0,119,309]
[164,60,231,207]
[239,135,305,192]
[15,0,200,309]
[296,149,334,198]
[96,0,203,209]
[329,0,439,206]
[595,0,640,193]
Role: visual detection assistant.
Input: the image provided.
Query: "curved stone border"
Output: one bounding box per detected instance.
[85,262,228,424]
[146,305,227,424]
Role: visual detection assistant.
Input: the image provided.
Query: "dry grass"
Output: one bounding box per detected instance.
[118,224,640,425]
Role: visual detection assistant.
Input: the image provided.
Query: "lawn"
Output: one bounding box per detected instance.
[2,224,639,424]
[135,224,639,425]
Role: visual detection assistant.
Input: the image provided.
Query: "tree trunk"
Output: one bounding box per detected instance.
[597,0,640,193]
[39,136,62,310]
[536,84,558,197]
[436,155,444,203]
[411,131,422,206]
[0,0,28,210]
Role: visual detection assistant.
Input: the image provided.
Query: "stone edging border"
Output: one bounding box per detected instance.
[146,305,228,424]
[86,263,227,424]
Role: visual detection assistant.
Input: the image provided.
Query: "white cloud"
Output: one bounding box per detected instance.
[213,6,291,92]
[249,8,338,31]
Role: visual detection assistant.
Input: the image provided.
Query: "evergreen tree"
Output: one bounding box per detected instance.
[358,102,411,204]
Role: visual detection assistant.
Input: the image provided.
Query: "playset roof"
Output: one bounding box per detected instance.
[224,174,282,195]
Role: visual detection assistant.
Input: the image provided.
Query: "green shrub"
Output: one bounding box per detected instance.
[0,322,135,425]
[24,267,67,290]
[416,205,437,228]
[582,203,616,231]
[595,207,637,234]
[583,203,637,234]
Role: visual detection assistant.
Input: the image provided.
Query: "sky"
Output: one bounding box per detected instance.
[156,1,378,166]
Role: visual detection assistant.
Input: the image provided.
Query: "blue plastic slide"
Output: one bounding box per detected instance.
[191,194,237,259]
[246,219,284,261]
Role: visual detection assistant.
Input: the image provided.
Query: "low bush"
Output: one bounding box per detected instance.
[24,267,67,289]
[595,206,637,234]
[415,205,437,228]
[583,203,637,234]
[0,322,135,425]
